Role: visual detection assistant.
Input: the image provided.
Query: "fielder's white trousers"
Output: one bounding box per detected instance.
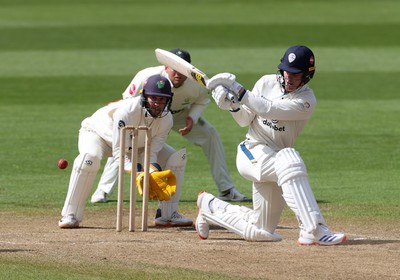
[172,113,234,193]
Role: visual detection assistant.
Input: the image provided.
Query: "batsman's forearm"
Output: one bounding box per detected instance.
[240,91,272,116]
[230,106,253,127]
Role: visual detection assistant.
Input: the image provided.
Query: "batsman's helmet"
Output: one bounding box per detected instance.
[169,48,191,63]
[140,74,174,117]
[278,45,315,84]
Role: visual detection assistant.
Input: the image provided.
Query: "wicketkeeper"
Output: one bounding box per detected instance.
[59,75,187,228]
[195,45,347,245]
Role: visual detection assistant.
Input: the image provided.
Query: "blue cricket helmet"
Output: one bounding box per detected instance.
[278,45,316,83]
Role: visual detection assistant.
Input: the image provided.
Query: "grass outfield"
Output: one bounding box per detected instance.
[1,0,399,279]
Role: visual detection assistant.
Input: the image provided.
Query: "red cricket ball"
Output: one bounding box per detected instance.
[57,159,68,169]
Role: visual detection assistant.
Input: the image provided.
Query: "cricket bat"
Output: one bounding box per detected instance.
[155,48,242,100]
[155,48,209,87]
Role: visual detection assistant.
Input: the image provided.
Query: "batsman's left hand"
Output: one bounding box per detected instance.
[212,85,231,110]
[136,170,176,201]
[207,72,247,99]
[207,73,237,90]
[212,85,241,112]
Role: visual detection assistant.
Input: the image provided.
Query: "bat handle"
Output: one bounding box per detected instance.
[227,92,236,101]
[227,86,246,101]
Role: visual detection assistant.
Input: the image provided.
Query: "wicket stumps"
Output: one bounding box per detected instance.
[116,125,151,232]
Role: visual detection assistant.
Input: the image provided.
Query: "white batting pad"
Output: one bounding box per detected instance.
[159,148,187,219]
[61,153,101,221]
[275,148,325,233]
[199,193,281,242]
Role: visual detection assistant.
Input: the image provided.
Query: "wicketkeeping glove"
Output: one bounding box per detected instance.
[136,170,176,201]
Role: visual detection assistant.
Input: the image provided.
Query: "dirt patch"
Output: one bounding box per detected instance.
[1,208,399,279]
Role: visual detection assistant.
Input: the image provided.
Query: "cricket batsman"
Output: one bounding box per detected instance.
[195,45,347,245]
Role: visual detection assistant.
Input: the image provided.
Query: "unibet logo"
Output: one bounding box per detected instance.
[262,119,285,131]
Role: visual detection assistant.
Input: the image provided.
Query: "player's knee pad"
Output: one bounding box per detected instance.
[160,149,187,210]
[62,153,101,221]
[73,153,101,173]
[275,148,307,185]
[164,148,186,189]
[165,148,187,170]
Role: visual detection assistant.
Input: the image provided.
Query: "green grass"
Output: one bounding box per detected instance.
[1,0,399,279]
[0,257,245,280]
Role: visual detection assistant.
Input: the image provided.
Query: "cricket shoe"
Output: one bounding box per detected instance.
[58,214,79,228]
[218,187,250,202]
[91,189,108,203]
[195,190,215,239]
[154,211,193,227]
[195,211,209,239]
[196,191,281,242]
[297,224,346,246]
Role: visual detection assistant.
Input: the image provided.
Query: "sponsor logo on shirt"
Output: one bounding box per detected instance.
[181,97,191,106]
[262,119,285,131]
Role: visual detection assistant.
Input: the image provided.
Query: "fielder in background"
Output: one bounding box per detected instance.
[59,75,191,228]
[91,48,249,216]
[196,45,346,245]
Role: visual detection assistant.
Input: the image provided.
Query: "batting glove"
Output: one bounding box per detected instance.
[207,73,247,100]
[229,92,241,112]
[212,86,241,112]
[212,85,231,110]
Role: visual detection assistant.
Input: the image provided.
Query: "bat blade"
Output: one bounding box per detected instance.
[155,48,237,101]
[155,48,209,87]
